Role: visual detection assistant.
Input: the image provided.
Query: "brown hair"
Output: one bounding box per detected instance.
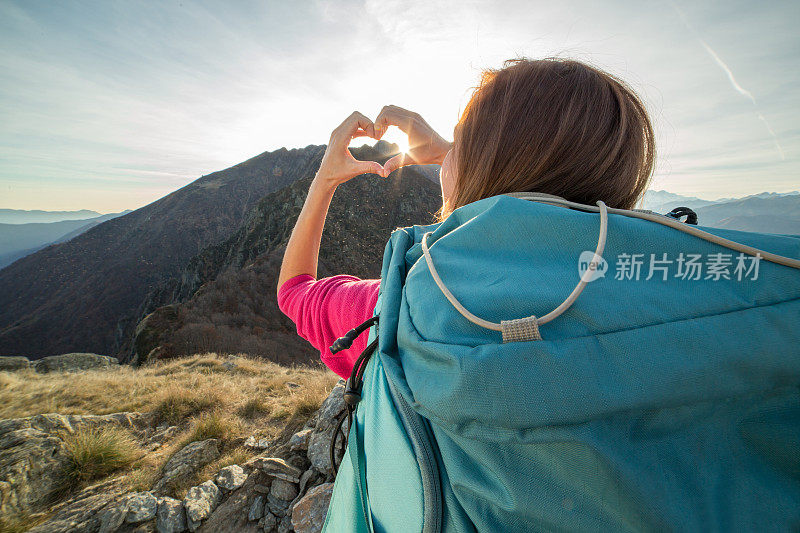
[438,57,655,221]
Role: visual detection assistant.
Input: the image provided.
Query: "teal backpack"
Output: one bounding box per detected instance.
[322,192,800,532]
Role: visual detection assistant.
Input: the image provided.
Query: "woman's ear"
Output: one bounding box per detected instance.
[440,148,456,205]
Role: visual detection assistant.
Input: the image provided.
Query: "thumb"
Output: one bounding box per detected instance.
[382,153,410,176]
[354,160,385,177]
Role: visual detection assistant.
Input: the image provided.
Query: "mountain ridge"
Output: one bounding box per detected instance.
[128,143,442,364]
[0,209,102,225]
[0,144,332,359]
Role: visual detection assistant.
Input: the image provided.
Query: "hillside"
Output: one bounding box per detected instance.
[0,353,342,532]
[129,142,442,364]
[0,145,328,359]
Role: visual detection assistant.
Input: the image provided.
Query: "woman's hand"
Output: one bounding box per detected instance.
[278,111,384,291]
[374,105,452,175]
[314,111,386,191]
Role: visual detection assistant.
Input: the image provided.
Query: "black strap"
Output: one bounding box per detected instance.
[329,315,380,474]
[665,206,698,225]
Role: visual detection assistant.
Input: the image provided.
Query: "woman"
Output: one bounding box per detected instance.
[277,57,654,379]
[277,58,800,532]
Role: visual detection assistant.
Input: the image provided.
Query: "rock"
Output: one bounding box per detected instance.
[269,478,298,502]
[26,477,128,533]
[153,439,220,494]
[278,514,293,533]
[296,469,319,502]
[291,483,334,533]
[248,494,265,521]
[215,464,248,491]
[0,356,30,371]
[316,382,346,428]
[150,425,179,445]
[195,472,260,533]
[125,491,158,523]
[157,496,187,533]
[304,383,348,475]
[0,411,151,519]
[289,428,312,451]
[307,423,346,475]
[261,511,278,531]
[66,412,152,432]
[33,352,119,373]
[244,436,270,450]
[253,483,270,494]
[0,426,66,518]
[133,305,180,365]
[97,502,128,533]
[183,481,221,531]
[266,492,292,517]
[255,457,301,483]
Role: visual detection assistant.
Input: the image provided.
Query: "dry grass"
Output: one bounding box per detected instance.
[183,411,242,446]
[59,427,142,491]
[0,353,338,424]
[0,353,339,500]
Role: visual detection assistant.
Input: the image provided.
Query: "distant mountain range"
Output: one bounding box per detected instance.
[0,208,102,224]
[0,210,131,269]
[1,144,797,364]
[641,190,800,235]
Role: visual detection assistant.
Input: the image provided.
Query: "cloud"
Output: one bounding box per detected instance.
[0,0,798,210]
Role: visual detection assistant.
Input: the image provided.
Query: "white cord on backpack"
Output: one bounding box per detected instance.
[420,195,800,341]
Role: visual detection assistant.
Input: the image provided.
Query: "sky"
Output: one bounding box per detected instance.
[0,0,798,213]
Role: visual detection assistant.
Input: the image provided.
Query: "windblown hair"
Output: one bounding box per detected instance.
[438,57,655,221]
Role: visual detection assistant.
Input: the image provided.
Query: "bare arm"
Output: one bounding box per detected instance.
[277,111,384,293]
[277,106,451,295]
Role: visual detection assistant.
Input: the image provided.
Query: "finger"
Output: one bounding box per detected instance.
[351,129,371,139]
[374,105,419,136]
[334,111,376,141]
[382,152,417,176]
[348,157,384,177]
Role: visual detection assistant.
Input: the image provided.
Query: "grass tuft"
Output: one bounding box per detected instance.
[184,411,241,445]
[60,427,141,490]
[153,386,221,425]
[237,397,270,420]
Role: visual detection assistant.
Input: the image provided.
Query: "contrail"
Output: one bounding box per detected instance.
[670,2,785,160]
[757,113,786,160]
[698,40,756,105]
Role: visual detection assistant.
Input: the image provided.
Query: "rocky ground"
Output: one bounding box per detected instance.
[0,353,343,533]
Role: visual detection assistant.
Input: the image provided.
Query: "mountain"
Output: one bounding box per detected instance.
[0,144,332,359]
[640,190,717,213]
[129,143,442,365]
[694,194,800,234]
[0,211,130,269]
[0,208,101,224]
[714,191,799,203]
[641,189,800,234]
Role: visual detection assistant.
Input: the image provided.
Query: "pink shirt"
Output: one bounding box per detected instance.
[277,273,381,379]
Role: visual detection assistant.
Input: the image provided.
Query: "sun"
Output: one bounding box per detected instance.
[379,125,410,154]
[348,125,410,154]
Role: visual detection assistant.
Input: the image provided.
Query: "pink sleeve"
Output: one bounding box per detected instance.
[277,273,380,379]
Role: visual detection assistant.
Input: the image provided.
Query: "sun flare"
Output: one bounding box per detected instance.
[378,125,410,154]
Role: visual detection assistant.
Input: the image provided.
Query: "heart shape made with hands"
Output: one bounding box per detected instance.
[350,125,411,177]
